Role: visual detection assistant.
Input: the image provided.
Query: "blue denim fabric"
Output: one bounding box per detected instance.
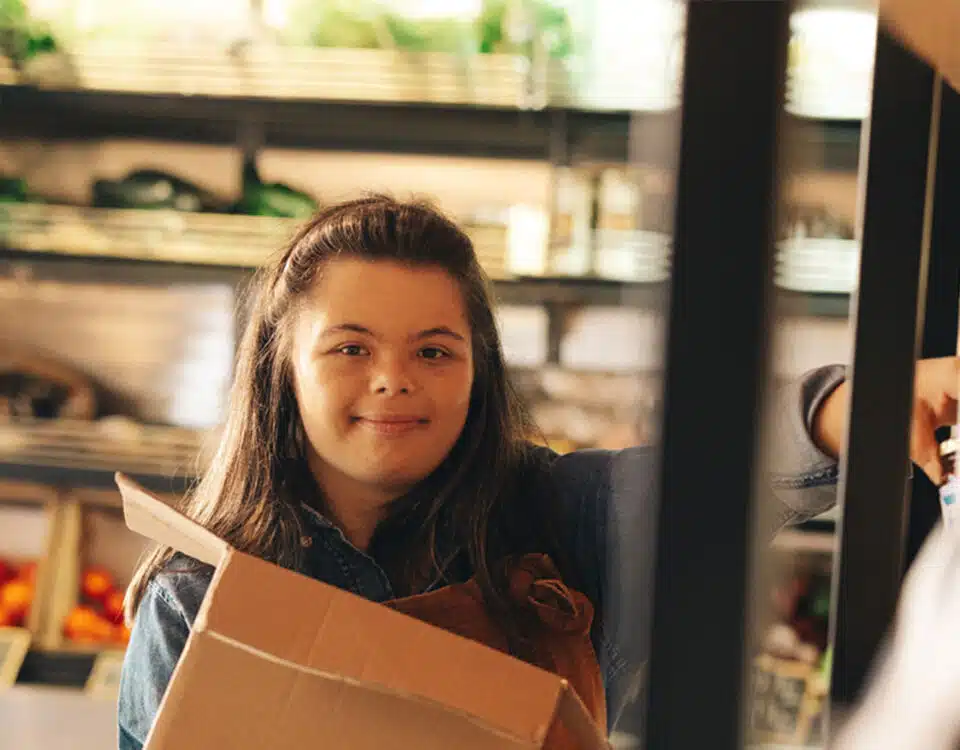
[117,366,846,749]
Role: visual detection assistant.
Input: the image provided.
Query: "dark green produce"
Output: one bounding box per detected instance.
[234,158,318,219]
[92,170,225,213]
[0,175,27,203]
[381,14,478,55]
[478,0,575,59]
[0,0,58,66]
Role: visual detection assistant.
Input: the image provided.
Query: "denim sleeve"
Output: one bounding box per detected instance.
[119,723,144,750]
[117,579,190,749]
[765,365,846,527]
[549,365,845,727]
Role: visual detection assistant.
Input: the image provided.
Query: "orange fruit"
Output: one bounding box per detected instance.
[81,567,114,605]
[63,605,99,641]
[0,579,33,619]
[114,623,131,646]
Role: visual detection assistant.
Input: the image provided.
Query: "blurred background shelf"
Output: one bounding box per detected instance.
[0,84,637,163]
[15,649,98,688]
[0,85,862,170]
[0,420,204,494]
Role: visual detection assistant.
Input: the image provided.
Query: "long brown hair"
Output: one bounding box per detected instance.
[127,195,568,647]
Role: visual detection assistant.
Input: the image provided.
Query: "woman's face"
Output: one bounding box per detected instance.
[291,259,475,507]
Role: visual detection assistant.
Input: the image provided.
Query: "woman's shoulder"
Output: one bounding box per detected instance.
[146,553,215,627]
[526,442,657,494]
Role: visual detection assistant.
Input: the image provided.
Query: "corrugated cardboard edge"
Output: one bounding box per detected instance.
[880,0,960,92]
[555,683,611,750]
[115,472,226,567]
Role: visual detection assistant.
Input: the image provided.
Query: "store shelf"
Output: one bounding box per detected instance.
[0,420,205,494]
[0,90,860,171]
[772,529,836,556]
[18,45,569,108]
[0,82,635,163]
[15,649,98,688]
[1,203,860,306]
[0,203,510,278]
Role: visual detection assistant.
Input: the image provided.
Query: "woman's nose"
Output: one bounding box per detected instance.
[371,359,415,395]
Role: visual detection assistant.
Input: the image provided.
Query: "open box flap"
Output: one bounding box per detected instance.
[115,473,226,567]
[881,0,960,92]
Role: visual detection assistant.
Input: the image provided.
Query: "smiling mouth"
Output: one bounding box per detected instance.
[352,417,429,435]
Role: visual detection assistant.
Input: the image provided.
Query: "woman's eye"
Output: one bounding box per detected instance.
[336,344,368,356]
[419,347,449,361]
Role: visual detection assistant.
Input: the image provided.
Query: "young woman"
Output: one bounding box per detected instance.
[117,195,959,749]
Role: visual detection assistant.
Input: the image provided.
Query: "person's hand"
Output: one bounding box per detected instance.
[833,523,960,750]
[813,357,960,485]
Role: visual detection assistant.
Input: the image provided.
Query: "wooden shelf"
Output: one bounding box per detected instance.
[0,88,860,170]
[0,420,205,494]
[0,83,635,163]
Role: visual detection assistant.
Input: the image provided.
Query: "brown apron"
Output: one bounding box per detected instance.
[387,554,607,749]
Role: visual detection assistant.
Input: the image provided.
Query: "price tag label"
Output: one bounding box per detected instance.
[86,649,126,700]
[0,626,31,688]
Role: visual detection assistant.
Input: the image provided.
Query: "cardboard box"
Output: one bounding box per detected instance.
[116,473,609,750]
[880,0,960,92]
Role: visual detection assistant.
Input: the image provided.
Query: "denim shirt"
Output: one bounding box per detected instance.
[117,366,844,749]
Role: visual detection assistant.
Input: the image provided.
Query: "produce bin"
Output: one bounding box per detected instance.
[42,488,166,653]
[0,480,62,640]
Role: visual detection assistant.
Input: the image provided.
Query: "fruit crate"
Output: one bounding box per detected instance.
[0,480,62,639]
[42,488,174,654]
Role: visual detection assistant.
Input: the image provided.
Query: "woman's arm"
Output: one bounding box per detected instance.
[117,578,195,749]
[548,365,845,726]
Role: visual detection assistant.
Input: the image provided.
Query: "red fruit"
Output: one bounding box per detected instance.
[0,559,14,585]
[103,590,125,625]
[81,567,114,605]
[15,561,37,585]
[0,605,24,628]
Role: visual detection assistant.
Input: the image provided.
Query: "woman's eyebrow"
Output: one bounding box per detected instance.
[317,324,466,343]
[317,323,376,338]
[411,327,466,343]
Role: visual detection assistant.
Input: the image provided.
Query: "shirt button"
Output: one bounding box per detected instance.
[300,535,313,548]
